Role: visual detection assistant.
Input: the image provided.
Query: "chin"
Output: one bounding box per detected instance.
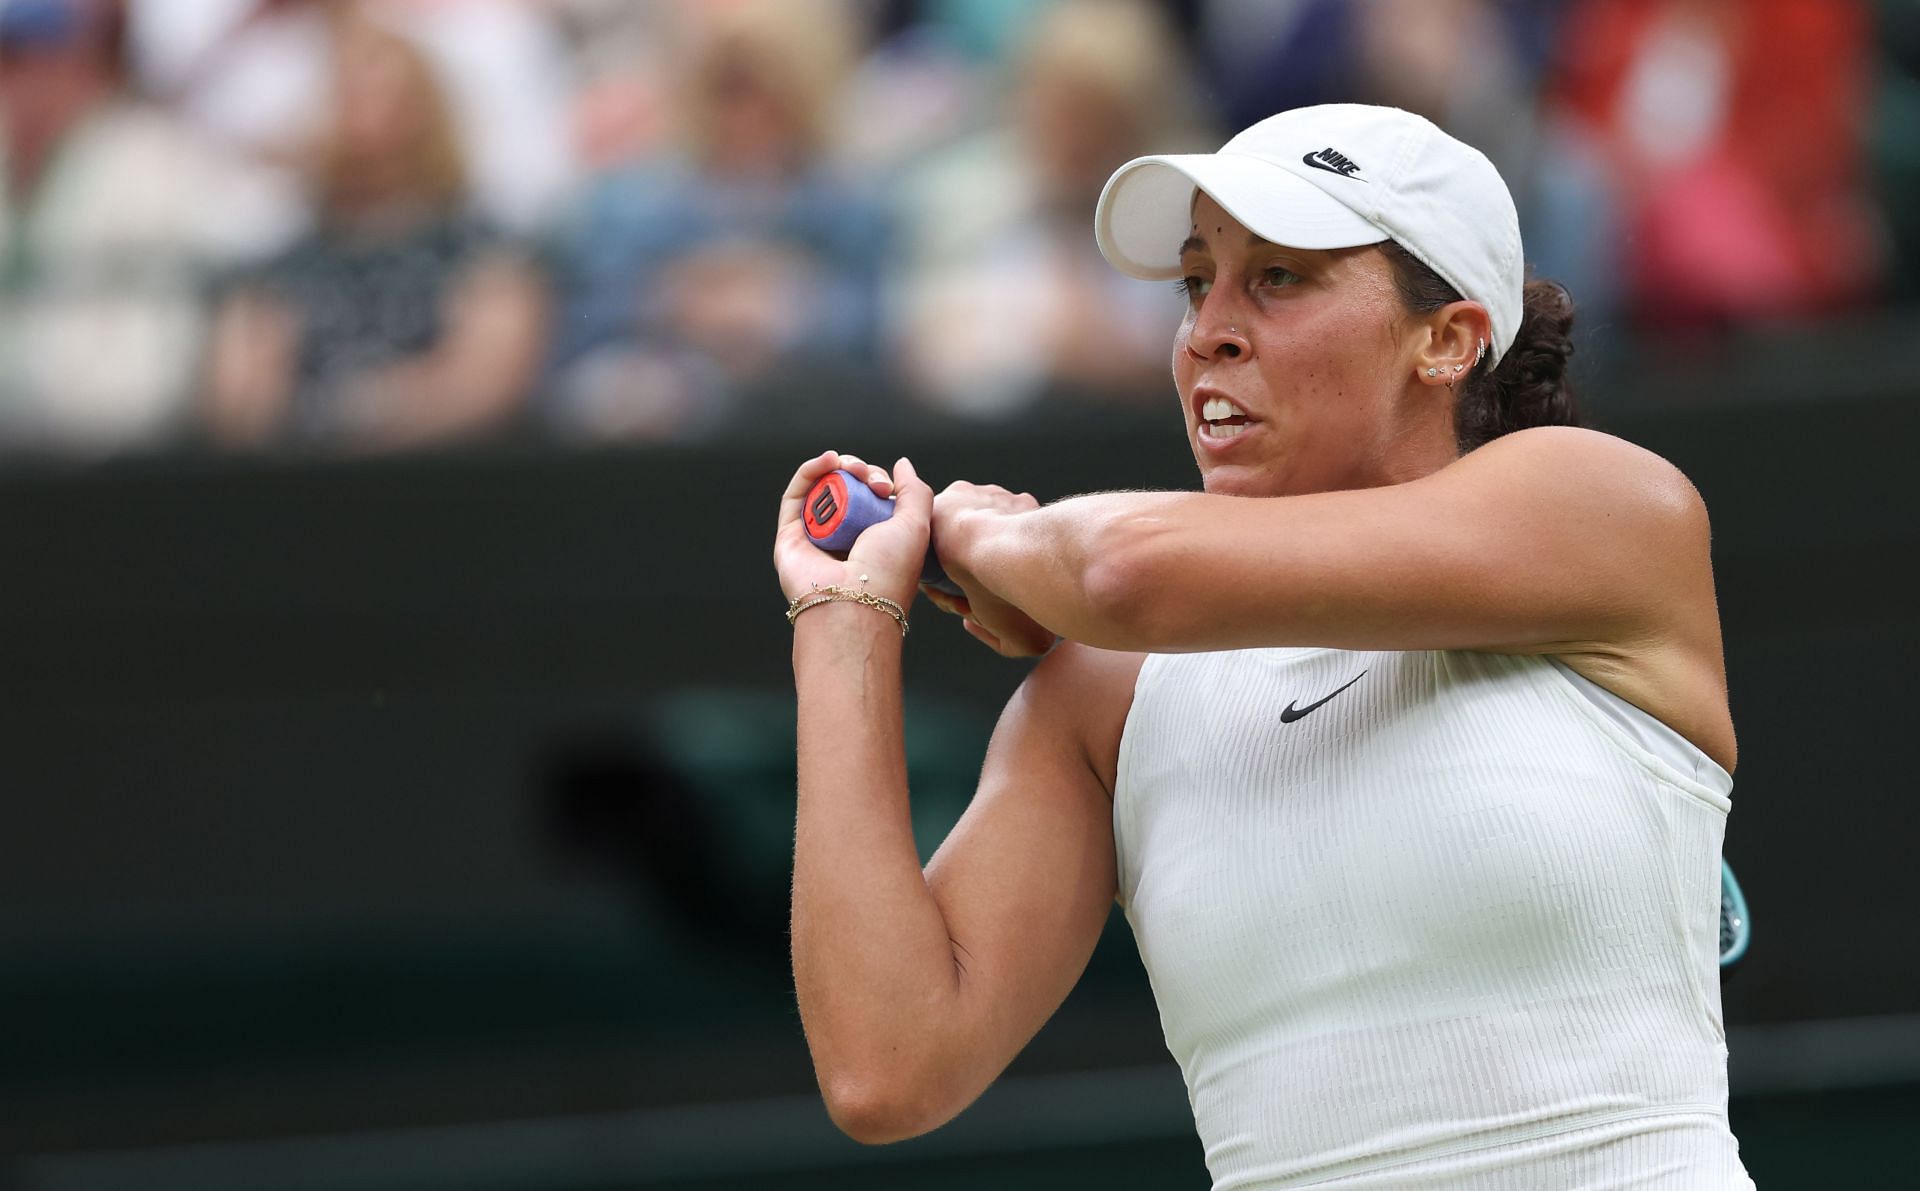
[1197,461,1289,499]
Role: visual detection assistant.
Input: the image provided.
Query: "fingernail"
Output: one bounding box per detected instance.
[869,467,886,483]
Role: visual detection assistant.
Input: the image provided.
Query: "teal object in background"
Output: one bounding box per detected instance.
[1721,859,1752,968]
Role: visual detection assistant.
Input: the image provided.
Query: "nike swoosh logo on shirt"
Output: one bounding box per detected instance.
[1279,670,1369,723]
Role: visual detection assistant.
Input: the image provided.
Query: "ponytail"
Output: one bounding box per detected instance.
[1378,242,1583,452]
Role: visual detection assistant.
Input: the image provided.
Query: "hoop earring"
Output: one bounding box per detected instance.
[1475,338,1487,366]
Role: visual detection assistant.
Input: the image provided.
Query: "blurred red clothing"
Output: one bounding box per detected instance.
[1553,0,1880,325]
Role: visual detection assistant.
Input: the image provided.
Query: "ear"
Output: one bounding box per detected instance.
[1413,300,1493,390]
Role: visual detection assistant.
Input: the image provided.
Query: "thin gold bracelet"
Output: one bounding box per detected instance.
[786,583,909,637]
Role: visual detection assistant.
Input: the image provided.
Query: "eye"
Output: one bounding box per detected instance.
[1174,275,1212,303]
[1262,266,1301,288]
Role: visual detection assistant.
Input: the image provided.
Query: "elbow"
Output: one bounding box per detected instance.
[819,1069,951,1146]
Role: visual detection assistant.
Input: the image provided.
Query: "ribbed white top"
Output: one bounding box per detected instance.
[1114,647,1752,1189]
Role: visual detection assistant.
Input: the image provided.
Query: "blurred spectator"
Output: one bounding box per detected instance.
[0,0,296,455]
[1196,0,1357,132]
[127,0,578,235]
[888,0,1052,64]
[552,0,675,172]
[200,7,545,451]
[1194,1,1625,337]
[1552,0,1882,328]
[892,0,1204,418]
[834,20,988,176]
[1346,0,1626,345]
[543,0,889,442]
[1870,0,1920,302]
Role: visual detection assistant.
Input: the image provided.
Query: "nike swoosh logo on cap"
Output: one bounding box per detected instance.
[1301,148,1366,181]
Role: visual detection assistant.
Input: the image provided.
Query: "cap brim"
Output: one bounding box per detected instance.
[1096,152,1388,279]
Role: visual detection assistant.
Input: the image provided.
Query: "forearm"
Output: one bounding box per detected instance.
[954,442,1648,658]
[363,264,545,445]
[791,603,964,1117]
[959,492,1192,651]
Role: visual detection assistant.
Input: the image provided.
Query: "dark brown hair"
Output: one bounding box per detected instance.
[1377,241,1582,452]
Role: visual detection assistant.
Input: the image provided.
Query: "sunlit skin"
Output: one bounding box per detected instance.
[1174,192,1483,498]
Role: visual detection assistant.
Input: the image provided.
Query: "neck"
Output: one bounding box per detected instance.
[1378,387,1464,484]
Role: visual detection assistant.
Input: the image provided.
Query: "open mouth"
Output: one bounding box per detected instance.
[1197,395,1254,440]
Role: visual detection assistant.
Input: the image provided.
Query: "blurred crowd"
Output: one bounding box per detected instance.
[0,0,1914,458]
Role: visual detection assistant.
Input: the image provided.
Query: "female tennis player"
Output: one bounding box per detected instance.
[774,104,1750,1188]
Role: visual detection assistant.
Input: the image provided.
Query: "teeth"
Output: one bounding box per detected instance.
[1200,397,1243,421]
[1201,421,1249,440]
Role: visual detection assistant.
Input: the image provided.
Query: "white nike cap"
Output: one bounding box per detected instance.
[1094,103,1524,365]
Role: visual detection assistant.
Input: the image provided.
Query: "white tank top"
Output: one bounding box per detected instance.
[1113,647,1753,1190]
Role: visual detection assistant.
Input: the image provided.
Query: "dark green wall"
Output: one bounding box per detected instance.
[3,361,1917,1184]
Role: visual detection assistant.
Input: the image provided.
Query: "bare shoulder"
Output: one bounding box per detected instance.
[1452,426,1707,521]
[1009,643,1147,797]
[1460,431,1734,770]
[1457,426,1718,619]
[1450,426,1711,539]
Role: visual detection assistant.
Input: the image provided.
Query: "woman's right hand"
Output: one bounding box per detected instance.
[774,450,932,612]
[921,584,1057,657]
[925,481,1057,657]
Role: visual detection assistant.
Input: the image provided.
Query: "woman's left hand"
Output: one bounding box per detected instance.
[928,481,1057,657]
[774,450,929,610]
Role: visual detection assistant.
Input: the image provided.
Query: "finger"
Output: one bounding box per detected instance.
[994,625,1050,658]
[1017,629,1062,657]
[892,456,932,528]
[782,449,838,499]
[921,586,971,617]
[831,452,892,497]
[962,617,1005,653]
[778,449,842,530]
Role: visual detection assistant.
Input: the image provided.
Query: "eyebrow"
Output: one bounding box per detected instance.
[1178,228,1282,258]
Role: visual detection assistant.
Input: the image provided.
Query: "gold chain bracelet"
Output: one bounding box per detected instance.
[786,583,909,637]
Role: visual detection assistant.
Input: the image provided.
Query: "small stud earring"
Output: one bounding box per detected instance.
[1453,365,1464,373]
[1426,367,1438,377]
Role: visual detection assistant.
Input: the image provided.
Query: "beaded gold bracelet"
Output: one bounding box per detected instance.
[786,582,909,637]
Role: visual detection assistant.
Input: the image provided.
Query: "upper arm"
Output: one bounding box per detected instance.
[202,286,299,443]
[444,253,548,356]
[914,642,1141,1127]
[426,252,549,409]
[1091,427,1716,659]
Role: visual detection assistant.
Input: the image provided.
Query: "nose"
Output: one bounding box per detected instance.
[1185,289,1251,362]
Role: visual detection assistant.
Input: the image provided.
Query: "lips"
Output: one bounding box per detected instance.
[1193,389,1255,443]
